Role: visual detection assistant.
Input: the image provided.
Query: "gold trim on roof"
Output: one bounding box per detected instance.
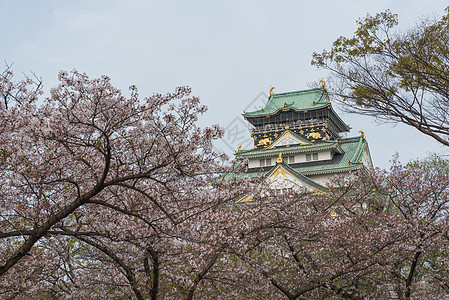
[270,166,290,179]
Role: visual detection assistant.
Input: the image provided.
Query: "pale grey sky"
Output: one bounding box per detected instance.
[1,0,448,169]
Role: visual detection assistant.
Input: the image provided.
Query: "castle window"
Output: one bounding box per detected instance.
[306,153,319,161]
[287,156,295,163]
[259,158,272,167]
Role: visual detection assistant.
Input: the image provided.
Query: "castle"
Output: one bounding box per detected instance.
[235,84,373,199]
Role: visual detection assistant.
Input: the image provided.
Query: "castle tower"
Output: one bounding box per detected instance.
[235,86,373,197]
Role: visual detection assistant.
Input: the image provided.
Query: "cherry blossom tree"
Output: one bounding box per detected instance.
[0,68,255,298]
[2,66,449,299]
[230,161,449,299]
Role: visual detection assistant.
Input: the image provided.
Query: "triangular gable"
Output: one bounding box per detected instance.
[265,163,327,192]
[236,195,254,203]
[235,163,328,204]
[266,130,311,150]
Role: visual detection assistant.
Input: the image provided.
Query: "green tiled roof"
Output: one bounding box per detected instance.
[295,137,368,175]
[237,136,368,175]
[244,88,328,117]
[237,140,344,157]
[226,136,369,192]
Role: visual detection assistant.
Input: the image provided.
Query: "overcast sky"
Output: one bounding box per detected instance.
[2,0,448,169]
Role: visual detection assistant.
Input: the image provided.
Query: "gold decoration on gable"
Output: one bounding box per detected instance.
[306,132,322,139]
[271,167,289,179]
[257,137,272,146]
[237,195,254,203]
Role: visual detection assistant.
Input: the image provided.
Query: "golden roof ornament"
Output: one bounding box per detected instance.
[269,86,275,95]
[277,152,283,163]
[359,129,365,139]
[236,144,242,152]
[320,78,327,91]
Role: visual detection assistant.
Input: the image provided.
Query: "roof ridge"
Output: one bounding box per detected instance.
[270,87,326,98]
[244,88,329,117]
[339,136,364,143]
[349,138,366,164]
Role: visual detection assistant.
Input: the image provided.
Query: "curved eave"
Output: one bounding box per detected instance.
[301,164,364,176]
[328,105,351,132]
[243,103,328,118]
[349,138,366,164]
[237,143,344,159]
